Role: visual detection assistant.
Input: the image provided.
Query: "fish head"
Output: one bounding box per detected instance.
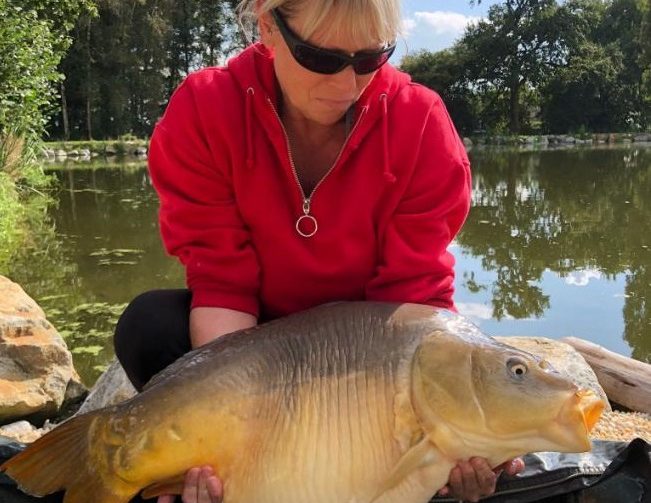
[411,314,605,464]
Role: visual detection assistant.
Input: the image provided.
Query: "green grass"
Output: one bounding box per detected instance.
[0,173,22,269]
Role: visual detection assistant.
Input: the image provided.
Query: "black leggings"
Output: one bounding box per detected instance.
[114,289,194,391]
[114,290,197,501]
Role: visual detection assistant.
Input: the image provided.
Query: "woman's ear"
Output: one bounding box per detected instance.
[257,10,276,48]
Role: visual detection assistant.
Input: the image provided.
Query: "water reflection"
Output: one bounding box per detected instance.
[4,160,183,385]
[459,146,651,362]
[1,148,649,386]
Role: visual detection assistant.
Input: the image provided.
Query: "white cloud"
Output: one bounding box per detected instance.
[413,11,481,37]
[396,11,482,61]
[457,302,494,321]
[564,269,602,287]
[402,18,417,37]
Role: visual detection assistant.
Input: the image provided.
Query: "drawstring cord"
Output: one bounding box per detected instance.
[245,87,395,184]
[379,93,396,183]
[245,87,255,169]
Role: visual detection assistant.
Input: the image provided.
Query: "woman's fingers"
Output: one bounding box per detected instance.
[197,466,223,503]
[157,496,176,503]
[181,467,201,502]
[502,457,525,476]
[204,468,223,501]
[472,457,498,495]
[493,456,526,476]
[447,458,497,502]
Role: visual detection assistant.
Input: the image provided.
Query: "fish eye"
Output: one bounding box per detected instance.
[507,358,528,379]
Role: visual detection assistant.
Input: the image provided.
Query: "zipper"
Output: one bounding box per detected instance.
[266,97,365,238]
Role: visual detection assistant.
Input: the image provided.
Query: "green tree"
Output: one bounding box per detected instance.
[464,0,575,133]
[0,3,59,148]
[49,0,243,140]
[598,0,647,129]
[638,0,650,126]
[0,0,95,149]
[400,46,479,135]
[0,0,94,268]
[541,41,626,132]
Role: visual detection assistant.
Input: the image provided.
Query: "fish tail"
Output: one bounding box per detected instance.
[0,412,131,503]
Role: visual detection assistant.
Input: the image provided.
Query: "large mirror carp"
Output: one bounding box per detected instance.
[1,302,605,503]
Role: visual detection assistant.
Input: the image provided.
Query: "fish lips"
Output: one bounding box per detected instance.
[547,389,606,452]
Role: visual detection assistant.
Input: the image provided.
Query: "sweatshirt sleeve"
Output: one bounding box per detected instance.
[365,97,471,310]
[148,76,260,316]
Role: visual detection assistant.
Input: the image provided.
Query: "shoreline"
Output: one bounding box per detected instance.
[41,133,651,163]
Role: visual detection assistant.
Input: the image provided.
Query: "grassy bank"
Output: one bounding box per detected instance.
[0,174,22,268]
[45,132,651,155]
[0,135,52,270]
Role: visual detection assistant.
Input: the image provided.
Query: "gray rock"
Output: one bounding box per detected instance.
[75,359,136,415]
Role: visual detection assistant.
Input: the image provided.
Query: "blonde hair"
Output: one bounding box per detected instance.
[237,0,401,48]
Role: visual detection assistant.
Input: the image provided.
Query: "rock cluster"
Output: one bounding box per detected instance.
[466,132,651,147]
[41,143,148,161]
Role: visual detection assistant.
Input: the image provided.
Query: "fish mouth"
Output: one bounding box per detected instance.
[548,389,606,452]
[576,389,605,432]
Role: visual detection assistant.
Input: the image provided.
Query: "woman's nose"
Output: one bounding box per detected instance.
[329,65,358,94]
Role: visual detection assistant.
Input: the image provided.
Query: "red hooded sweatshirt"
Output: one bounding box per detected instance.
[148,44,471,320]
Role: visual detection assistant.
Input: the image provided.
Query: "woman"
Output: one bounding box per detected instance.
[114,0,523,502]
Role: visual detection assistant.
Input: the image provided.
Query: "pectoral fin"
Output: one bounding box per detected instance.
[370,436,440,501]
[140,474,185,499]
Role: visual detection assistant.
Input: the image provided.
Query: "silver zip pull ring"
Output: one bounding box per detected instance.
[296,198,318,237]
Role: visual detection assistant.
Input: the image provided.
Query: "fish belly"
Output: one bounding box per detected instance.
[224,373,412,503]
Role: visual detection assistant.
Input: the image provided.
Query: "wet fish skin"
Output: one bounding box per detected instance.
[0,302,604,503]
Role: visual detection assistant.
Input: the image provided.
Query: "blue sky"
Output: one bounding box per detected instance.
[394,0,501,62]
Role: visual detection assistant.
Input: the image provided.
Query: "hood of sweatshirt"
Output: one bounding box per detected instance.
[226,43,412,183]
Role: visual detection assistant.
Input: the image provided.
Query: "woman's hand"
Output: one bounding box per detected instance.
[157,465,223,503]
[437,457,524,502]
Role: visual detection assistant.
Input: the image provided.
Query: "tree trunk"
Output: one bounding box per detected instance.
[509,81,521,134]
[85,16,93,140]
[562,337,651,414]
[60,82,70,141]
[183,0,191,76]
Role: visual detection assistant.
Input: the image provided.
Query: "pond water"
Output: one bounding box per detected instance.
[2,146,650,386]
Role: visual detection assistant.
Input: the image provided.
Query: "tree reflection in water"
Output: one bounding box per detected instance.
[1,151,649,387]
[459,146,651,362]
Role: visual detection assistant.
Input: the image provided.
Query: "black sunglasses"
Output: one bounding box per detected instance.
[270,8,396,75]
